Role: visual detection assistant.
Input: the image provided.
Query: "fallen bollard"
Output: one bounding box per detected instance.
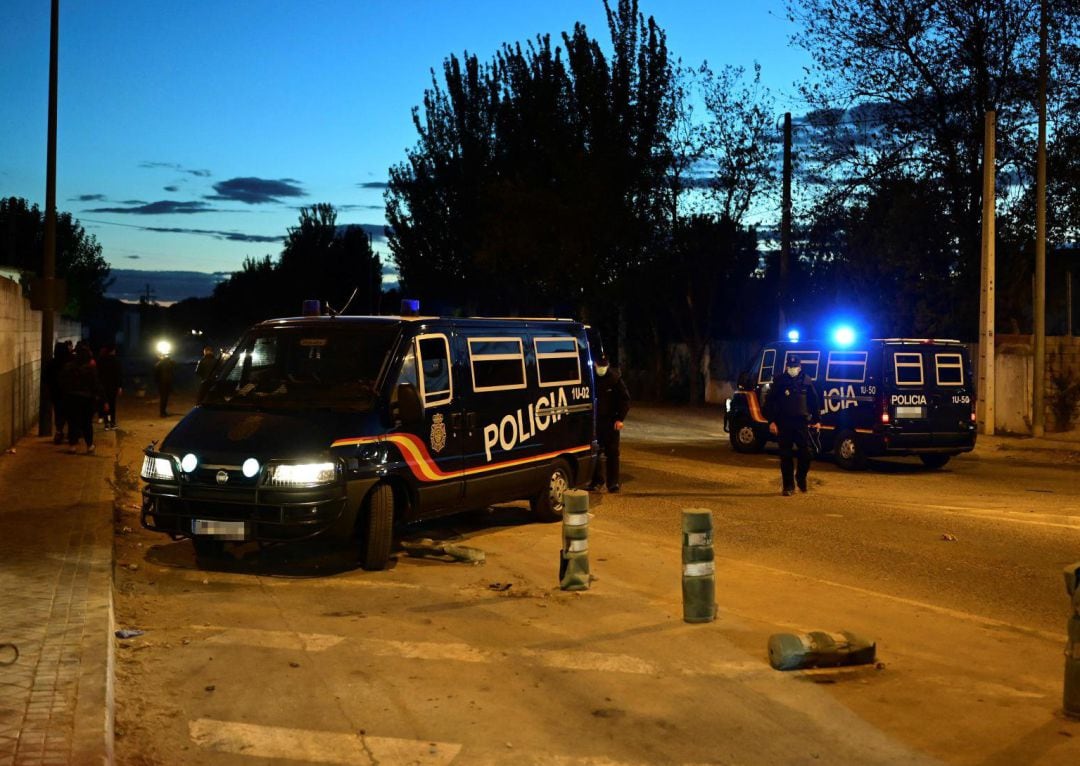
[559,490,590,591]
[768,630,876,670]
[682,508,716,623]
[1064,562,1080,718]
[400,538,486,564]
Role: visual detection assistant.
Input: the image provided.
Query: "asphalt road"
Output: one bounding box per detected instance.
[110,396,1080,765]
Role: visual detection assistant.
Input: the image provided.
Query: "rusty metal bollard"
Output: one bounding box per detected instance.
[559,490,590,591]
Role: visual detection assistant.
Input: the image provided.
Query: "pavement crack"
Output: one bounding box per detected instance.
[357,729,378,764]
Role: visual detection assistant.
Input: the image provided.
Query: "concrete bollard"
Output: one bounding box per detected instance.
[681,508,716,623]
[559,490,590,591]
[1064,562,1080,717]
[768,631,876,671]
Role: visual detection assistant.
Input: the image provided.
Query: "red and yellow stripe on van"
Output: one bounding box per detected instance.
[331,433,591,483]
[745,391,768,423]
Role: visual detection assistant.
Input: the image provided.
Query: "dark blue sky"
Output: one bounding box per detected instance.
[1,0,808,294]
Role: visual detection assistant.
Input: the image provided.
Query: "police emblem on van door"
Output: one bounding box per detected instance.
[430,413,446,454]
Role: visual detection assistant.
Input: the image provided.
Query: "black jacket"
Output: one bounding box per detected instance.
[97,354,123,392]
[595,367,631,424]
[764,371,821,425]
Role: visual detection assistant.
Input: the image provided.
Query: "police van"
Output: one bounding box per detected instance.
[140,310,598,569]
[723,336,977,469]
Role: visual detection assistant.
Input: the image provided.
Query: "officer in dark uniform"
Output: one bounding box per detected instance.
[764,355,821,496]
[587,354,631,493]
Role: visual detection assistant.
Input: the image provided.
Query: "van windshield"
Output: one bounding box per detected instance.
[201,324,400,410]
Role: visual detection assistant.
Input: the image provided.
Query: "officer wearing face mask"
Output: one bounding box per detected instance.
[764,355,821,496]
[588,353,631,493]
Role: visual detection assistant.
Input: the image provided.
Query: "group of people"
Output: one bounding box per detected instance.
[43,340,123,454]
[587,351,824,498]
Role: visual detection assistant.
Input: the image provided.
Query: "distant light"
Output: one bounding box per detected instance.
[786,329,800,342]
[832,326,856,346]
[242,458,260,478]
[155,339,172,356]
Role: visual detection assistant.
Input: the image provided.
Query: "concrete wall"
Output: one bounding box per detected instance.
[989,335,1080,434]
[0,275,82,449]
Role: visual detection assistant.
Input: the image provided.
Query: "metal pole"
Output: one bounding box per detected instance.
[38,0,59,437]
[778,113,792,339]
[1033,0,1048,437]
[1068,271,1073,338]
[978,111,996,435]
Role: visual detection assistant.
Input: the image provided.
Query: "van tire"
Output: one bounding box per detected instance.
[919,454,951,469]
[834,431,867,470]
[531,458,571,522]
[359,483,394,570]
[730,420,765,453]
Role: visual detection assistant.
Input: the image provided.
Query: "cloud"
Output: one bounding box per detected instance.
[206,177,306,204]
[72,193,106,202]
[85,200,213,214]
[141,226,282,243]
[338,203,384,212]
[163,185,179,192]
[139,161,212,177]
[357,181,389,189]
[126,255,140,259]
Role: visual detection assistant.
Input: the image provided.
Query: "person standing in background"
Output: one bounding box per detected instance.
[97,345,123,430]
[45,341,71,444]
[62,343,102,454]
[587,353,631,493]
[154,350,176,417]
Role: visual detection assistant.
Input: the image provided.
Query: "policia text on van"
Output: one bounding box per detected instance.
[139,313,598,569]
[724,337,977,469]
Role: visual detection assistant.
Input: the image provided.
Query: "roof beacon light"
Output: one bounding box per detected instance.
[786,329,800,342]
[302,300,321,316]
[155,339,172,356]
[400,299,420,317]
[832,325,856,347]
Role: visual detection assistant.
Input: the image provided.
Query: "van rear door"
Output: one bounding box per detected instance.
[925,346,975,447]
[886,344,974,447]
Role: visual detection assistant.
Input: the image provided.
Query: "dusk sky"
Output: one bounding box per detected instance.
[2,1,809,297]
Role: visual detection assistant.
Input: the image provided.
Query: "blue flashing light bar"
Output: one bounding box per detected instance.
[832,325,856,346]
[786,329,800,342]
[302,299,321,316]
[400,298,421,316]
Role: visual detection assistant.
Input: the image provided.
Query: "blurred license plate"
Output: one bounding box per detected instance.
[895,406,925,419]
[192,519,248,540]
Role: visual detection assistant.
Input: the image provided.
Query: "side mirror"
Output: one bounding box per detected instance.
[737,372,753,391]
[395,383,423,424]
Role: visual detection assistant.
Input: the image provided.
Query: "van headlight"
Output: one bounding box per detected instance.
[141,455,176,481]
[265,462,338,487]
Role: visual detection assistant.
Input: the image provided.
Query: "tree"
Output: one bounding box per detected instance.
[0,196,111,319]
[385,0,674,326]
[786,0,1080,335]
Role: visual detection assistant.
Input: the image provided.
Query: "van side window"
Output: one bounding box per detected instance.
[826,351,868,383]
[935,353,964,385]
[469,337,526,392]
[535,337,581,387]
[758,349,776,384]
[416,334,453,406]
[894,353,924,385]
[785,350,820,380]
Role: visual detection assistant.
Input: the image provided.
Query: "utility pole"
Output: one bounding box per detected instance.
[779,112,792,339]
[1033,0,1048,436]
[37,0,59,437]
[978,111,996,435]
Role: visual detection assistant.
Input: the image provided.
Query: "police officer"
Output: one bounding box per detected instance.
[588,353,631,493]
[764,355,821,496]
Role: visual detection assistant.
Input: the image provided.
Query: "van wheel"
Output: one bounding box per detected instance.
[919,454,951,469]
[358,484,394,570]
[834,431,867,470]
[730,420,765,453]
[531,459,571,522]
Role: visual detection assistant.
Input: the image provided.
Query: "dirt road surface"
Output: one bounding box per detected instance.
[109,393,1080,765]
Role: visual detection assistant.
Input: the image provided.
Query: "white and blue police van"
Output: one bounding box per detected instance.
[723,330,977,470]
[140,306,598,569]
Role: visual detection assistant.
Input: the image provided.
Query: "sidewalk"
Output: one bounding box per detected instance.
[0,420,117,765]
